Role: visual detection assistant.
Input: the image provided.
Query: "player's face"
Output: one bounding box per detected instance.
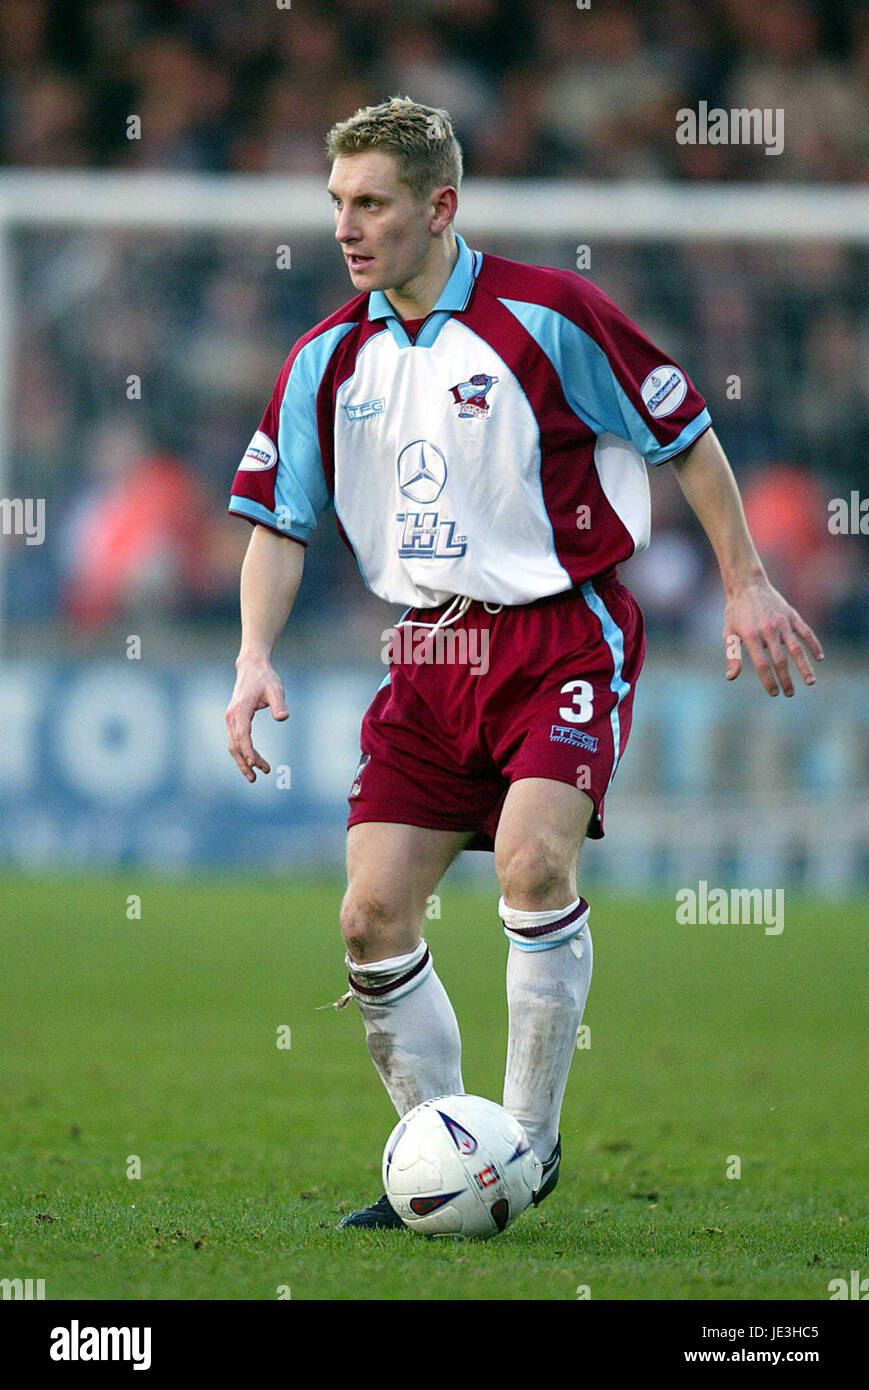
[328,152,437,296]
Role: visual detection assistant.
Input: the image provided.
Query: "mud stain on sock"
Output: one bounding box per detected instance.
[366,1028,396,1082]
[366,1029,424,1116]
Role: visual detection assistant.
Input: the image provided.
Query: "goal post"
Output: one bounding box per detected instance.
[0,171,866,236]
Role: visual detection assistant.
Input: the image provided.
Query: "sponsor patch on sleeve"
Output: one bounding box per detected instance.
[238,430,278,471]
[640,365,687,418]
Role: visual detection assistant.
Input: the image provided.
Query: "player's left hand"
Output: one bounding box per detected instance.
[723,579,824,696]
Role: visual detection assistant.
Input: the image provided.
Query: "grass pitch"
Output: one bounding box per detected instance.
[0,874,865,1301]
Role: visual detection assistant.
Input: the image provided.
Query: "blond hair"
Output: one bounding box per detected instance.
[326,96,463,201]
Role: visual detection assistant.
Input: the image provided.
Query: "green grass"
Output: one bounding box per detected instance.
[0,874,865,1300]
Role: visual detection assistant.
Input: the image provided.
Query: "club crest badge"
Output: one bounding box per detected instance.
[450,373,498,418]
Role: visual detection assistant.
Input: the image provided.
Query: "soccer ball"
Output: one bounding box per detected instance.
[382,1094,543,1238]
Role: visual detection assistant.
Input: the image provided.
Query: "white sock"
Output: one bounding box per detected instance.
[500,897,593,1161]
[347,939,464,1118]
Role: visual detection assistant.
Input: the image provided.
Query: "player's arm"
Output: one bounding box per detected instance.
[670,427,824,696]
[226,524,304,782]
[226,328,336,779]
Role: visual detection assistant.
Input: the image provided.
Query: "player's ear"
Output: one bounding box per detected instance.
[429,185,458,235]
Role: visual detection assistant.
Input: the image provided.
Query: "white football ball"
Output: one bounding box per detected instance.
[382,1094,543,1238]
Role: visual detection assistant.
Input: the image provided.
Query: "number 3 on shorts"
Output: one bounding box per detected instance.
[559,678,594,724]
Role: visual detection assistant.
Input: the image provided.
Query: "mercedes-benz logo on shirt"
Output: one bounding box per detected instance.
[396,439,447,504]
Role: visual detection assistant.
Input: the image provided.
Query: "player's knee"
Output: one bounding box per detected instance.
[496,837,572,910]
[340,888,405,962]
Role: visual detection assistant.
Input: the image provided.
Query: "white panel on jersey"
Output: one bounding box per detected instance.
[334,318,571,608]
[592,432,651,555]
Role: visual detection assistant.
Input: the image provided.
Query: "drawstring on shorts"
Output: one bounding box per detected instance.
[394,594,503,638]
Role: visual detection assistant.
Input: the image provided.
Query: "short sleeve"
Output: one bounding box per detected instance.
[559,278,711,465]
[228,324,354,542]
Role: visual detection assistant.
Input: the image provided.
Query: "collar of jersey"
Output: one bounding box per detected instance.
[367,233,479,349]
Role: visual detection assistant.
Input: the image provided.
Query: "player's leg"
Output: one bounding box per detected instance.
[485,578,646,1197]
[340,820,472,1119]
[494,777,595,1190]
[337,821,471,1229]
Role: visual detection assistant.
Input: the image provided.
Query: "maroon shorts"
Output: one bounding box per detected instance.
[347,575,646,849]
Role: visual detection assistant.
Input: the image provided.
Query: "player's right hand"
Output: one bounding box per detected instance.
[225,657,289,782]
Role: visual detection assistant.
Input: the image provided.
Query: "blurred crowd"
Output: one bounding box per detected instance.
[1,0,866,181]
[1,0,866,649]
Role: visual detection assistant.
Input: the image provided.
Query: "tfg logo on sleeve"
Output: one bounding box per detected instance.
[641,366,687,418]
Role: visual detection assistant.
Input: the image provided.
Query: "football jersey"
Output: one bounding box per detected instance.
[228,234,711,607]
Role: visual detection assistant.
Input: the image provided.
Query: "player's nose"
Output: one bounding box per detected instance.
[334,210,359,243]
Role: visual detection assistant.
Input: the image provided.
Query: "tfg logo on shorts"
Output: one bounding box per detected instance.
[550,725,599,752]
[50,1320,151,1370]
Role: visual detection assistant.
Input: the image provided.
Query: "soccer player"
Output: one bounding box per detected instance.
[225,99,822,1228]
